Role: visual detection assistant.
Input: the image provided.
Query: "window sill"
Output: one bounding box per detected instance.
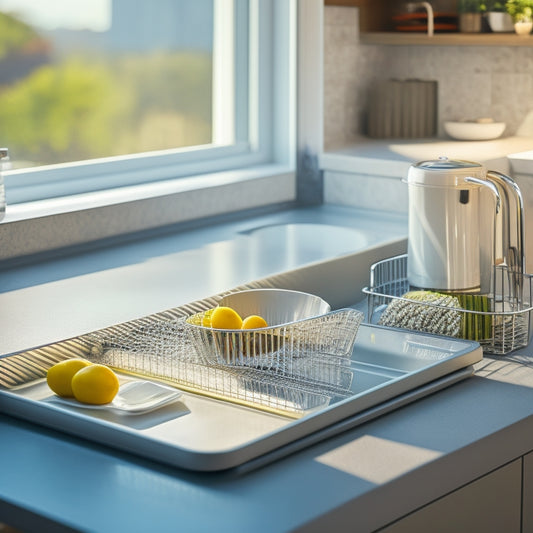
[0,164,295,263]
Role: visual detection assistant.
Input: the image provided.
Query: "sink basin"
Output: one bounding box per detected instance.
[241,223,370,268]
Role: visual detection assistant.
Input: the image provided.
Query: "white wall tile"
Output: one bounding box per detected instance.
[324,170,408,213]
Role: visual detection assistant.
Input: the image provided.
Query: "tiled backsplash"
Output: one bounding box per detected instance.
[324,5,533,149]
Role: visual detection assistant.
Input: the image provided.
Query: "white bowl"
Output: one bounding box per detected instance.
[444,121,506,141]
[218,288,331,326]
[184,289,364,366]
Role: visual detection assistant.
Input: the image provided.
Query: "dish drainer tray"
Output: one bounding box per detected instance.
[0,323,482,472]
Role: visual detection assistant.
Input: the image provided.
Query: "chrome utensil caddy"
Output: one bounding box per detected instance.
[363,254,533,355]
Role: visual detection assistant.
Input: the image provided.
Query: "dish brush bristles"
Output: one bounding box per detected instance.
[378,290,462,337]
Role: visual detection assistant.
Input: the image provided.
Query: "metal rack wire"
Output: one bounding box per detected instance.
[363,254,533,355]
[86,309,362,415]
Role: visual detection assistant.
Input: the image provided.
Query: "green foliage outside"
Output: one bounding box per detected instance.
[0,11,213,167]
[0,12,39,58]
[0,59,130,164]
[106,52,212,158]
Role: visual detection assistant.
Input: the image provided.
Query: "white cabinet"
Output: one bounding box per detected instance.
[380,459,522,533]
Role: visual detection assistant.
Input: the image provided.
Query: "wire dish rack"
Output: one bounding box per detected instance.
[82,306,363,416]
[0,284,363,417]
[363,254,533,355]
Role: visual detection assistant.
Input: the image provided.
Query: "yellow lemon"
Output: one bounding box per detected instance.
[47,359,92,398]
[210,306,243,329]
[202,308,214,327]
[242,315,268,329]
[71,364,120,405]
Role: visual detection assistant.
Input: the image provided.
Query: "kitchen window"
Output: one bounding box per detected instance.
[0,0,324,263]
[0,0,295,204]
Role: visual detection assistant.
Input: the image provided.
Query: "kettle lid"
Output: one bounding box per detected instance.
[407,156,486,188]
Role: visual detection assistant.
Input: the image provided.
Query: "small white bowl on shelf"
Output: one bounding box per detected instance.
[443,119,506,141]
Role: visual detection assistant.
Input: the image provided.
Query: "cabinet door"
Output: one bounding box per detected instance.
[381,459,521,533]
[523,451,533,532]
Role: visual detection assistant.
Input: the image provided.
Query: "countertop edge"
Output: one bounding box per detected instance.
[320,136,533,177]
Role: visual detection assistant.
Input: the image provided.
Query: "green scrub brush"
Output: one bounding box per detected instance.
[454,292,492,341]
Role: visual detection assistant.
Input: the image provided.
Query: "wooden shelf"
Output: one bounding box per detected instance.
[360,32,533,46]
[324,0,533,47]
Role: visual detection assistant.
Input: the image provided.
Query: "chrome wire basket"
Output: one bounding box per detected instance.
[185,289,357,366]
[363,254,533,355]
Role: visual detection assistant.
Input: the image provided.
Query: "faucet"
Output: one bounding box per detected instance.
[486,170,526,302]
[406,1,434,37]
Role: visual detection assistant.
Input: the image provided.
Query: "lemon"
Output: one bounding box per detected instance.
[47,359,92,398]
[71,364,120,405]
[202,308,215,327]
[241,315,268,329]
[210,306,243,329]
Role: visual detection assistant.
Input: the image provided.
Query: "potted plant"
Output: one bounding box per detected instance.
[486,1,514,31]
[459,0,486,32]
[506,0,533,34]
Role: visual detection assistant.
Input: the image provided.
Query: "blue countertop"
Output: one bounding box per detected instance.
[2,204,533,532]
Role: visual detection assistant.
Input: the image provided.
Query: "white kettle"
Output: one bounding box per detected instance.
[406,157,525,292]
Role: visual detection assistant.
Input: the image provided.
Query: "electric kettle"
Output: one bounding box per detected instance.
[406,157,525,292]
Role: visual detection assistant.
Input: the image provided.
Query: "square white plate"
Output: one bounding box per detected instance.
[49,380,182,415]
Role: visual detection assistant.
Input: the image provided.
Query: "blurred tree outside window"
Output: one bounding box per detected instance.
[0,0,214,169]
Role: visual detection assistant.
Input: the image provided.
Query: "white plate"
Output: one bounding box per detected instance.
[50,380,182,415]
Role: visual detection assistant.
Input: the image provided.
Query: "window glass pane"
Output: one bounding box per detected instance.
[0,0,217,170]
